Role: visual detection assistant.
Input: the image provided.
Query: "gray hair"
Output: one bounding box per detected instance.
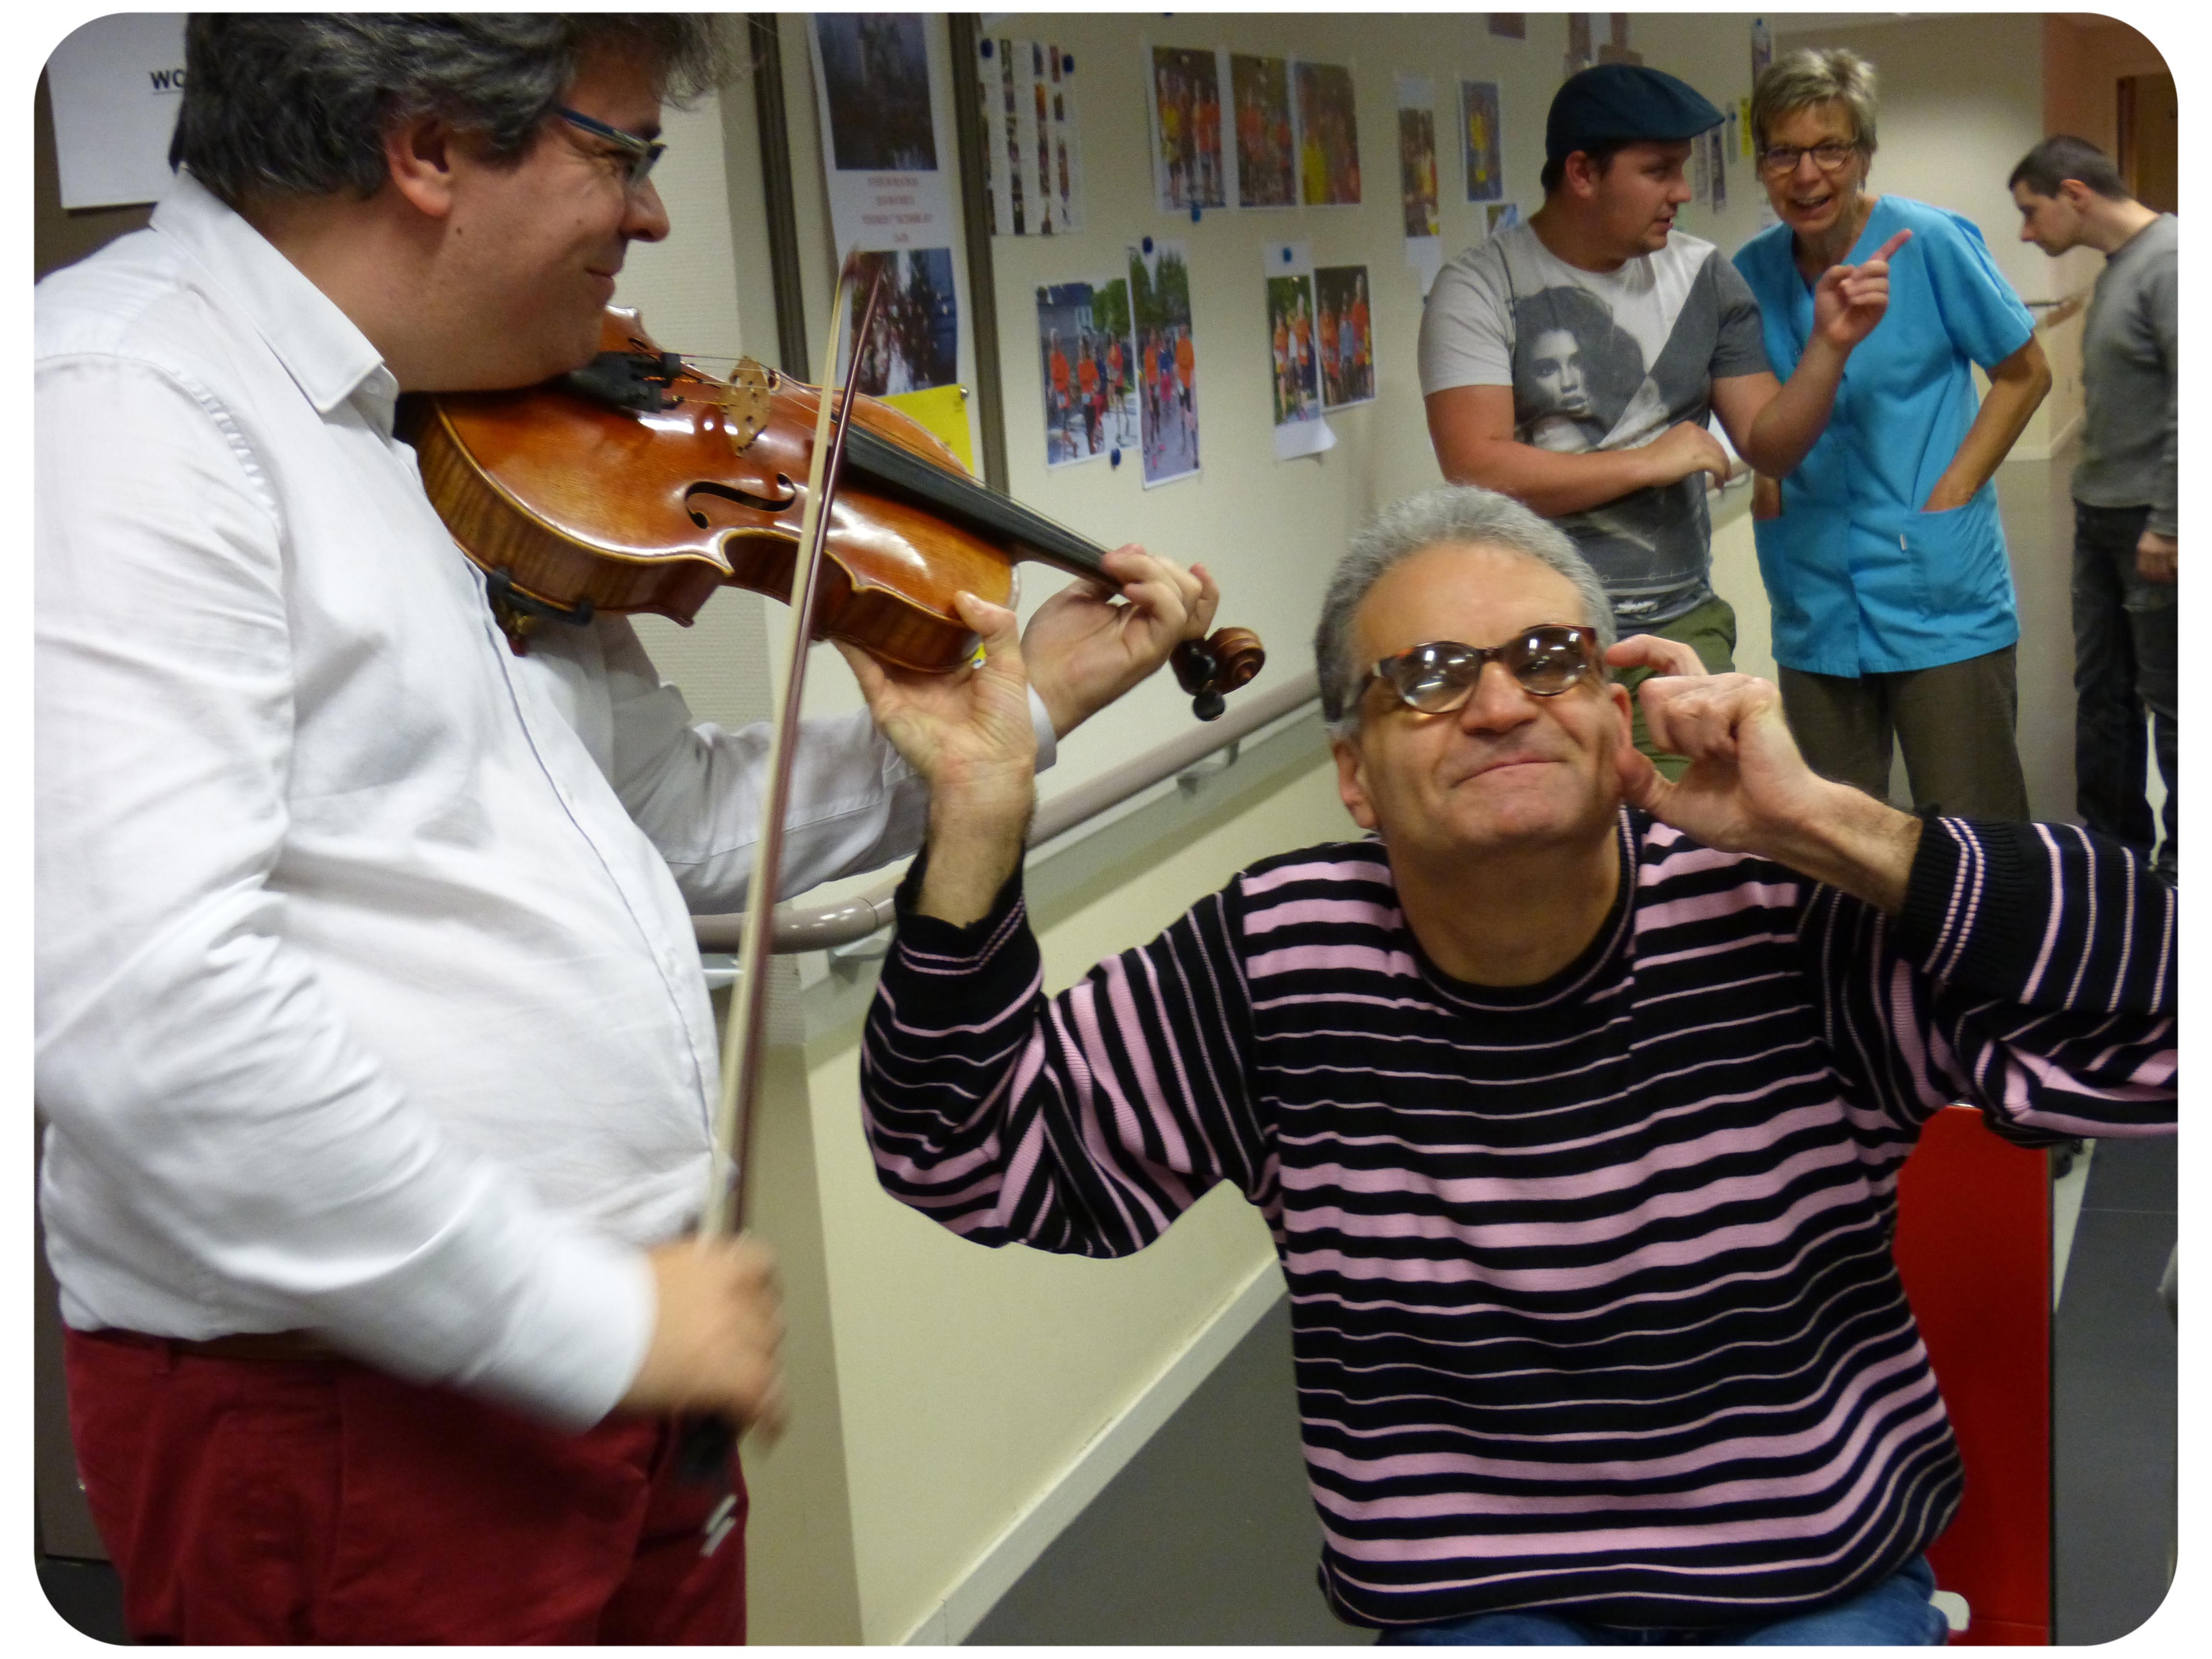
[1314,486,1617,737]
[1751,48,1879,157]
[170,14,730,209]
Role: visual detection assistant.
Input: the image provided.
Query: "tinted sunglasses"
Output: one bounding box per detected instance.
[1363,625,1602,714]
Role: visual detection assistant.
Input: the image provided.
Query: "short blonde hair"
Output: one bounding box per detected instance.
[1751,48,1878,156]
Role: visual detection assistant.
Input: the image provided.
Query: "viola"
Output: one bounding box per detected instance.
[399,308,1263,717]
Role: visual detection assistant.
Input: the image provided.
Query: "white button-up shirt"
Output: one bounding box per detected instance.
[35,173,1053,1427]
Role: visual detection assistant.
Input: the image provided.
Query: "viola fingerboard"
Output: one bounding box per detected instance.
[842,425,1108,579]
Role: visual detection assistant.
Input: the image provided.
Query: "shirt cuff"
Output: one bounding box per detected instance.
[1892,815,2044,997]
[891,848,1031,979]
[1026,685,1058,774]
[460,1229,656,1430]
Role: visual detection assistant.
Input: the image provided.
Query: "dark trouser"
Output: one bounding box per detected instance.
[2072,500,2177,879]
[62,1328,748,1644]
[1617,594,1738,782]
[1778,648,2030,820]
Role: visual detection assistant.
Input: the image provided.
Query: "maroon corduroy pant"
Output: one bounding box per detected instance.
[61,1328,747,1644]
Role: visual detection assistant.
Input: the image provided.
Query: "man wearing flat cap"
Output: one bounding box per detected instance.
[1419,63,1907,776]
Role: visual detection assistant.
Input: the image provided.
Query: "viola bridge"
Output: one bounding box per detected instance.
[718,360,775,454]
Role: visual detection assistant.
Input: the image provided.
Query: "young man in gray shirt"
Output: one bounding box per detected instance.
[1418,64,1905,776]
[2012,135,2176,879]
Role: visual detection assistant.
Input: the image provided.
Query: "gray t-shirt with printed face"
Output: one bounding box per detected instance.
[1418,223,1771,630]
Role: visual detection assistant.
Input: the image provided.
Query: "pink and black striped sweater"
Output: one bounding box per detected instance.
[861,810,2175,1629]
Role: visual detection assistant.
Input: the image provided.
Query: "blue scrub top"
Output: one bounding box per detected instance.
[1733,197,2035,676]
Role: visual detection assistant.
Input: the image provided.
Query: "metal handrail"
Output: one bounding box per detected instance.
[693,669,1324,953]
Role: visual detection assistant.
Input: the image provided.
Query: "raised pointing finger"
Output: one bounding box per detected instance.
[1871,228,1912,264]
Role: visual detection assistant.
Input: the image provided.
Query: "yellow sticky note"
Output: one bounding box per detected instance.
[882,385,976,476]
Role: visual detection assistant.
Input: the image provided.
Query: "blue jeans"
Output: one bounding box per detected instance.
[1377,1554,1951,1646]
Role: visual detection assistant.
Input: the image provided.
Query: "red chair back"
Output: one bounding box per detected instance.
[1891,1103,2053,1645]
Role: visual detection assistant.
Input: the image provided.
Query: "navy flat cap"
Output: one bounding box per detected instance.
[1546,63,1724,163]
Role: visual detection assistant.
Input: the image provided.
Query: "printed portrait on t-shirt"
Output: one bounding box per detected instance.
[1514,286,1644,452]
[1415,223,1770,626]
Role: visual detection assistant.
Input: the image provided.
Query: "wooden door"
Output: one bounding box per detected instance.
[2117,72,2177,215]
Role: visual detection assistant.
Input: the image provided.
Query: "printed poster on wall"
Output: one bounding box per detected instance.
[1293,60,1361,206]
[850,250,958,395]
[1145,44,1227,213]
[810,15,974,469]
[1035,279,1138,468]
[1485,202,1522,239]
[1129,240,1201,486]
[1231,53,1296,208]
[46,13,187,209]
[974,36,1082,236]
[1395,75,1443,295]
[1316,265,1376,410]
[1461,79,1504,203]
[1262,242,1334,461]
[850,248,973,472]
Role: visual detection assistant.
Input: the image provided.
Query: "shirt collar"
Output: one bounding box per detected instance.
[151,169,397,425]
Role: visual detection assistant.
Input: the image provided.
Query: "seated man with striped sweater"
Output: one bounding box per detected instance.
[843,486,2176,1644]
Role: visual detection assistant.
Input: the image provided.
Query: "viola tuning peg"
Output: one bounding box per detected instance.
[1192,690,1227,722]
[1169,637,1220,698]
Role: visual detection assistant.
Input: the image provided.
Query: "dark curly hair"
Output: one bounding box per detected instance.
[168,13,728,208]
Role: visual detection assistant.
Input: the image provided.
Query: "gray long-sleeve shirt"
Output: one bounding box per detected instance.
[2075,213,2177,536]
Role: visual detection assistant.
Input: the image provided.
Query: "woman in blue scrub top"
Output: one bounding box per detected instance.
[1735,49,2050,819]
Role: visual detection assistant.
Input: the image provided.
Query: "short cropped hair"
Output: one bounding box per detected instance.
[2009,134,2131,202]
[1751,48,1879,156]
[169,14,728,209]
[1315,487,1617,737]
[1539,139,1629,198]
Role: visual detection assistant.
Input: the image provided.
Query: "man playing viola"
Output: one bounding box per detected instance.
[35,14,1212,1644]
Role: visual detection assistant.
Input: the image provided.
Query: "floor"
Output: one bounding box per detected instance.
[968,1294,1365,1647]
[34,453,2176,1646]
[2051,1135,2179,1643]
